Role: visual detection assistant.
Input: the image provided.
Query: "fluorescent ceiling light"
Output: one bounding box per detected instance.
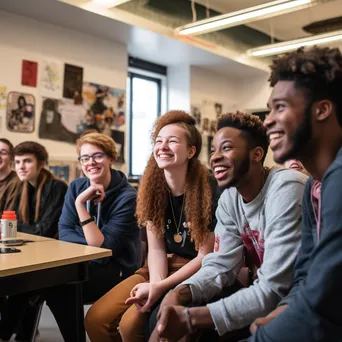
[91,0,131,8]
[247,30,342,57]
[176,0,312,36]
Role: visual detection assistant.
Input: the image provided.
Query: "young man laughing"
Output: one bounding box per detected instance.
[250,46,342,341]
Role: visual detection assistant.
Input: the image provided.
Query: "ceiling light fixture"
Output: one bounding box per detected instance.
[91,0,131,9]
[176,0,312,36]
[247,29,342,57]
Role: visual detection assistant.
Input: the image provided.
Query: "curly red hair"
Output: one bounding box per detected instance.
[136,110,213,249]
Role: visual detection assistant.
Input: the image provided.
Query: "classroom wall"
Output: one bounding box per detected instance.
[168,65,191,112]
[0,10,127,162]
[190,66,240,113]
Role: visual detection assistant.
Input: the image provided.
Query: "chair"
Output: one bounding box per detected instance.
[30,298,45,342]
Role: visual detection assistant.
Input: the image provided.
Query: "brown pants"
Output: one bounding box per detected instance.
[85,273,147,342]
[85,255,190,342]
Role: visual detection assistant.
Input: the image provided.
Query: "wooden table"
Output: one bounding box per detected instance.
[0,232,112,342]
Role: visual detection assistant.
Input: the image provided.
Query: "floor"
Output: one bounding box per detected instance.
[7,304,91,342]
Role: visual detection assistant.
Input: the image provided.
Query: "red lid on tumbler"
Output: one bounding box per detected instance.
[1,211,17,220]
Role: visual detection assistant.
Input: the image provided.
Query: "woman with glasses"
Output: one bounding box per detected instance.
[43,132,140,342]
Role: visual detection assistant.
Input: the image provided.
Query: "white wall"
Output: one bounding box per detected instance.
[168,65,191,112]
[0,10,127,161]
[190,66,239,113]
[239,74,271,112]
[190,68,276,167]
[238,75,276,167]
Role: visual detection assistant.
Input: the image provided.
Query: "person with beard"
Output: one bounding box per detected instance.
[248,46,342,342]
[151,111,308,342]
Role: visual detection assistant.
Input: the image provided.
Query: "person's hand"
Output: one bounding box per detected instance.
[125,282,150,309]
[139,282,167,313]
[158,289,182,313]
[157,305,189,341]
[75,184,105,206]
[250,305,289,334]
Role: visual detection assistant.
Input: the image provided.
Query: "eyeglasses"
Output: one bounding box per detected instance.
[78,152,107,165]
[0,151,10,156]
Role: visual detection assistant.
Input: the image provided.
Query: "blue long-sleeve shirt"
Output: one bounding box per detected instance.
[59,169,141,278]
[251,148,342,342]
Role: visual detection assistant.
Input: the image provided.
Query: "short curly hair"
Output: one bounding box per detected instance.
[217,111,269,164]
[269,46,342,126]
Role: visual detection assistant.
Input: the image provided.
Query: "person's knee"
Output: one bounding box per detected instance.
[118,313,131,339]
[85,304,106,334]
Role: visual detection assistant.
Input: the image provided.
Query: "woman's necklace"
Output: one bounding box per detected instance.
[168,192,186,243]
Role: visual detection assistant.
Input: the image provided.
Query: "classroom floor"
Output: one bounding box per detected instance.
[7,304,91,342]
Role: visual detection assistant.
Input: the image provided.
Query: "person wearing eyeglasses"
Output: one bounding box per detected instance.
[0,138,19,215]
[44,132,140,342]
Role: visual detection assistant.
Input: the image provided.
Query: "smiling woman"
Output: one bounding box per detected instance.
[85,110,219,342]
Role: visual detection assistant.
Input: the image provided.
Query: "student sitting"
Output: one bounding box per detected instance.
[153,111,308,342]
[0,138,20,214]
[249,46,342,342]
[0,141,68,341]
[45,132,140,342]
[85,110,219,342]
[14,142,68,236]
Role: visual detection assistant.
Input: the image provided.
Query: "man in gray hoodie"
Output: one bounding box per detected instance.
[152,111,308,341]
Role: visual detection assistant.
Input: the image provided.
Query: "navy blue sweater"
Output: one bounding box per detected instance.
[59,169,141,278]
[251,148,342,341]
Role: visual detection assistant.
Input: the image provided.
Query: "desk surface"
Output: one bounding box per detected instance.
[0,233,112,277]
[0,232,53,243]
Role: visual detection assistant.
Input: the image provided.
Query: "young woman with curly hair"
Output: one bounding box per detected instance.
[85,110,219,342]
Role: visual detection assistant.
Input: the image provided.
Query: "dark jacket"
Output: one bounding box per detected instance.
[0,170,20,215]
[58,169,141,278]
[16,178,68,237]
[251,148,342,342]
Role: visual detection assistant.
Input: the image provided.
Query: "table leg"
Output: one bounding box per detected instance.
[75,283,86,342]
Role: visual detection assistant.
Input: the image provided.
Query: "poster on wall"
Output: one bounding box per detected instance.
[39,82,126,163]
[40,60,63,98]
[39,97,83,144]
[6,92,35,133]
[191,105,201,129]
[214,103,223,119]
[0,86,6,109]
[49,165,70,183]
[63,63,83,100]
[21,60,38,87]
[191,101,223,166]
[82,82,126,163]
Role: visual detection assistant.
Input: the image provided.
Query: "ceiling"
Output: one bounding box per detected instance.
[201,0,342,40]
[0,0,267,79]
[1,0,341,79]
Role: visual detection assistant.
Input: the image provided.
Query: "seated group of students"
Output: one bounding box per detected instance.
[0,45,341,342]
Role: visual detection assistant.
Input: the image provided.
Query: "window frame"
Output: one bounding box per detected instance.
[127,71,163,177]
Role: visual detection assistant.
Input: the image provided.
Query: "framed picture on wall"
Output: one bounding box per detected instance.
[6,91,35,133]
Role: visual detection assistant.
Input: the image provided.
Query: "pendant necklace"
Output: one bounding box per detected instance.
[168,192,186,243]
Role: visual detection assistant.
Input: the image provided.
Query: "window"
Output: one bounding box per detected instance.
[127,72,162,176]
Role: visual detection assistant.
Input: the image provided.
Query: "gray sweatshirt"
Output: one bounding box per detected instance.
[181,167,308,336]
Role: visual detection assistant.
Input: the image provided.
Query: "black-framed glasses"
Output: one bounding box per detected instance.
[0,151,10,156]
[78,152,107,165]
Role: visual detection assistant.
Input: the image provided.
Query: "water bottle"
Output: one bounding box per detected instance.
[1,211,17,238]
